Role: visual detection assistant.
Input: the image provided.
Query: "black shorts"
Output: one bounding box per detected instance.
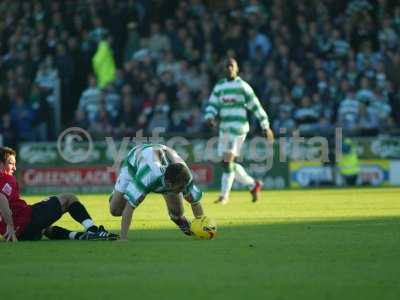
[19,196,63,241]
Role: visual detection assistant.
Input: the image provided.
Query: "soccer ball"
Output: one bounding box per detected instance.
[191,216,217,240]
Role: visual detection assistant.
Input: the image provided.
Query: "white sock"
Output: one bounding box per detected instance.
[69,232,78,240]
[82,219,95,230]
[221,172,235,199]
[234,163,255,188]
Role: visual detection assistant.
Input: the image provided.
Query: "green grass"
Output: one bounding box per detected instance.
[1,188,400,300]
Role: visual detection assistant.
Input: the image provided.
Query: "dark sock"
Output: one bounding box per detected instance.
[171,216,190,228]
[44,226,71,240]
[68,202,92,224]
[171,216,191,235]
[87,225,98,232]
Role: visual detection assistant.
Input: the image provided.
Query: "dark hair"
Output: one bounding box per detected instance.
[164,163,191,186]
[0,146,16,164]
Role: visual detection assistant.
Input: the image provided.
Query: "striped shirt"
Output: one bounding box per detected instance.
[78,87,101,123]
[204,77,270,136]
[120,144,202,207]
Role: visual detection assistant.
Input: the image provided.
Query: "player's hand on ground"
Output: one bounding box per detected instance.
[4,224,18,242]
[264,128,274,144]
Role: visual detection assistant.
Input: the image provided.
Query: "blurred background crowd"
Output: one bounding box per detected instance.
[1,0,400,147]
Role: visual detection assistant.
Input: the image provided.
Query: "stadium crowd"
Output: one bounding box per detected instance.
[1,0,400,145]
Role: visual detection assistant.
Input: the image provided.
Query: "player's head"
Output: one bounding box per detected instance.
[164,163,191,193]
[225,57,239,80]
[0,146,17,176]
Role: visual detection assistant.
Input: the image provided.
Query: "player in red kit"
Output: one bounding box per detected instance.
[0,147,119,241]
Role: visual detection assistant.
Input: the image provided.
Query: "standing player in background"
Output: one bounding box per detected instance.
[204,57,274,204]
[0,146,118,241]
[109,143,204,240]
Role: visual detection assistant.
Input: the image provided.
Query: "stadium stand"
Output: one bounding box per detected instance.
[0,0,399,142]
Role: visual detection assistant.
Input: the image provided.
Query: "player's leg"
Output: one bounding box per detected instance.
[57,193,118,240]
[216,152,235,204]
[109,191,127,217]
[57,193,97,230]
[233,159,262,202]
[18,196,65,241]
[43,225,85,240]
[234,160,255,187]
[109,166,131,217]
[216,133,246,204]
[111,168,144,240]
[163,193,192,235]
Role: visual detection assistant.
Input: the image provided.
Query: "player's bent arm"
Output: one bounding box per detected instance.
[245,84,273,139]
[0,193,17,242]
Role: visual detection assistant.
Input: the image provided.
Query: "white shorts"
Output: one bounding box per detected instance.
[217,133,246,157]
[114,166,130,194]
[114,166,143,207]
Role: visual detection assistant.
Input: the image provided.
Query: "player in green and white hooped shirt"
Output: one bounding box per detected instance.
[204,58,274,204]
[109,143,204,240]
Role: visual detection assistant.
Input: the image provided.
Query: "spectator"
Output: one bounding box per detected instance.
[337,90,360,134]
[378,18,398,49]
[132,38,153,62]
[156,50,180,77]
[0,0,399,142]
[293,95,320,134]
[147,91,170,133]
[103,84,121,124]
[358,103,379,136]
[169,86,193,133]
[291,77,307,102]
[34,55,59,94]
[273,110,296,136]
[88,104,113,138]
[78,75,101,123]
[124,22,141,63]
[10,93,35,141]
[90,16,108,43]
[148,22,171,58]
[0,114,17,148]
[356,77,375,103]
[332,29,350,58]
[369,88,392,123]
[28,84,51,141]
[71,109,88,130]
[0,85,10,119]
[118,85,138,136]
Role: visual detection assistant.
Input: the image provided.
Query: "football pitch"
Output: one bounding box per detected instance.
[1,188,399,300]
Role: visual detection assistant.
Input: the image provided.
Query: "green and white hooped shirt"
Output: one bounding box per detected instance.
[119,144,202,207]
[205,76,270,136]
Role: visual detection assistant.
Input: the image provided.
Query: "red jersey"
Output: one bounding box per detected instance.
[0,172,32,237]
